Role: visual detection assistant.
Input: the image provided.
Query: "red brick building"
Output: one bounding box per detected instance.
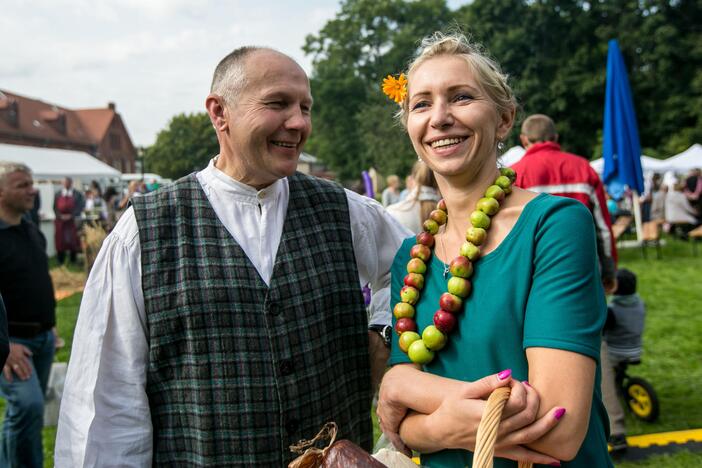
[0,89,137,172]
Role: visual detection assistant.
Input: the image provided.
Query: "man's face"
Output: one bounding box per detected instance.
[0,171,36,216]
[63,177,72,189]
[222,50,312,188]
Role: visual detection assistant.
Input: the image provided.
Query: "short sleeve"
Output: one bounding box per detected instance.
[523,200,606,361]
[388,238,414,366]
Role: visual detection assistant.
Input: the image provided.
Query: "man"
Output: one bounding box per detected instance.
[0,162,56,467]
[511,114,625,450]
[511,114,617,286]
[53,176,84,264]
[56,47,409,466]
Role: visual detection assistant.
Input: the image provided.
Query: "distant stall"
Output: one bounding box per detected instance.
[1,143,121,255]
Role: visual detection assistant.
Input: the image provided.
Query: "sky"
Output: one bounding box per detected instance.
[2,0,464,147]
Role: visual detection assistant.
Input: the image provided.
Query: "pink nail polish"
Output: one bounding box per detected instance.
[554,408,566,420]
[498,369,512,380]
[549,462,562,467]
[523,381,531,388]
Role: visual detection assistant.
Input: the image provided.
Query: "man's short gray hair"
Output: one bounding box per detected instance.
[210,46,270,107]
[0,161,32,186]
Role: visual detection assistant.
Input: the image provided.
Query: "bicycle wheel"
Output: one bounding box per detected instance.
[626,377,659,422]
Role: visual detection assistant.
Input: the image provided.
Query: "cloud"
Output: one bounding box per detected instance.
[2,0,342,145]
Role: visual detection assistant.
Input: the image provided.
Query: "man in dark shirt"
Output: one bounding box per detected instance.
[0,161,56,468]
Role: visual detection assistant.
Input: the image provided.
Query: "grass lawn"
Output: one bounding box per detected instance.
[0,236,698,467]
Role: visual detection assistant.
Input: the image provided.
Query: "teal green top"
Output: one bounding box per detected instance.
[388,194,613,467]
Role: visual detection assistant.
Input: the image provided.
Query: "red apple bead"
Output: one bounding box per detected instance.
[395,317,417,335]
[404,273,425,290]
[429,209,447,225]
[416,231,435,247]
[437,199,447,212]
[410,244,432,262]
[439,292,463,312]
[449,256,473,278]
[434,309,457,333]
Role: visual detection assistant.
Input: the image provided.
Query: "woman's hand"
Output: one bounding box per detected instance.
[403,380,564,465]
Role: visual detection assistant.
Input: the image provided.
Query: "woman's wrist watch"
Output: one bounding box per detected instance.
[369,324,392,348]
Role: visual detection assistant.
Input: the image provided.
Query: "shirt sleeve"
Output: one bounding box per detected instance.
[387,239,413,366]
[346,190,412,327]
[523,200,606,362]
[55,208,152,467]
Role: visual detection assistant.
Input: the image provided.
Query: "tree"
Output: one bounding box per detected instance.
[304,0,451,181]
[143,113,218,180]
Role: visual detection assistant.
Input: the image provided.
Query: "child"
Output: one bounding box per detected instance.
[605,269,646,363]
[601,268,646,453]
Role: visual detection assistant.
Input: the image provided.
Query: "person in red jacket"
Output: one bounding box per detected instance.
[511,114,627,451]
[511,114,617,290]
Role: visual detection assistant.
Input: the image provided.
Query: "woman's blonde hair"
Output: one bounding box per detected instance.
[398,31,516,127]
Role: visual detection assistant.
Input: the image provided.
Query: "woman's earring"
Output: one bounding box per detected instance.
[417,154,422,161]
[497,141,505,151]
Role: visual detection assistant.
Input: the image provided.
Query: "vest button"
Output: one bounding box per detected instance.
[285,417,299,434]
[279,359,295,376]
[269,303,281,316]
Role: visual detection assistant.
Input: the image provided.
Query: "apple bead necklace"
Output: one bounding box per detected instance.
[394,167,517,365]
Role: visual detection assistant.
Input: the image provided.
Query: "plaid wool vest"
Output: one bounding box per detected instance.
[133,173,373,466]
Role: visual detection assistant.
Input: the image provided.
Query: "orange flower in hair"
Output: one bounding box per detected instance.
[382,73,407,104]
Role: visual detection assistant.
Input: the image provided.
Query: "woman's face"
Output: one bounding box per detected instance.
[406,55,512,179]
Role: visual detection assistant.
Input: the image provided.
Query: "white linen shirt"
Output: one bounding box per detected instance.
[55,159,410,467]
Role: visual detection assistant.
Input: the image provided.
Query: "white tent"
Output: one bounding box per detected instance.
[500,146,526,166]
[0,143,122,182]
[589,155,673,175]
[665,143,702,173]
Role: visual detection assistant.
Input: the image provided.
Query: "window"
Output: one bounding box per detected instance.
[110,133,121,150]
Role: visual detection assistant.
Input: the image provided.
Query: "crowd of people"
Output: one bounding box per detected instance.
[0,29,699,468]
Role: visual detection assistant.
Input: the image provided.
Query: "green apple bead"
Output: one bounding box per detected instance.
[422,325,447,351]
[407,258,427,274]
[495,175,512,194]
[447,276,472,298]
[393,302,415,319]
[500,167,517,182]
[477,197,500,216]
[470,210,491,229]
[398,331,421,353]
[408,339,435,364]
[466,226,487,245]
[485,184,505,201]
[460,241,481,261]
[423,219,439,235]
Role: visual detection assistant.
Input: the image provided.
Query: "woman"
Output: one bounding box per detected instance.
[377,32,611,467]
[665,179,699,238]
[386,161,441,233]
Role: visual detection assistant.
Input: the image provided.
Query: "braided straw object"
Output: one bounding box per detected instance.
[472,387,533,468]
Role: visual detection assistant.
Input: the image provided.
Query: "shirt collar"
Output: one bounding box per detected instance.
[199,157,287,204]
[524,141,561,157]
[0,217,25,230]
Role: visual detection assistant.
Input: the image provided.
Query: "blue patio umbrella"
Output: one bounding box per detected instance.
[602,39,644,194]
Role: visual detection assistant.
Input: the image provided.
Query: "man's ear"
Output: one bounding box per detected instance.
[206,94,228,132]
[553,133,559,144]
[519,134,531,149]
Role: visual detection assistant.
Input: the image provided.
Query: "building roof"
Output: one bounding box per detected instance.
[0,90,119,148]
[0,143,121,181]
